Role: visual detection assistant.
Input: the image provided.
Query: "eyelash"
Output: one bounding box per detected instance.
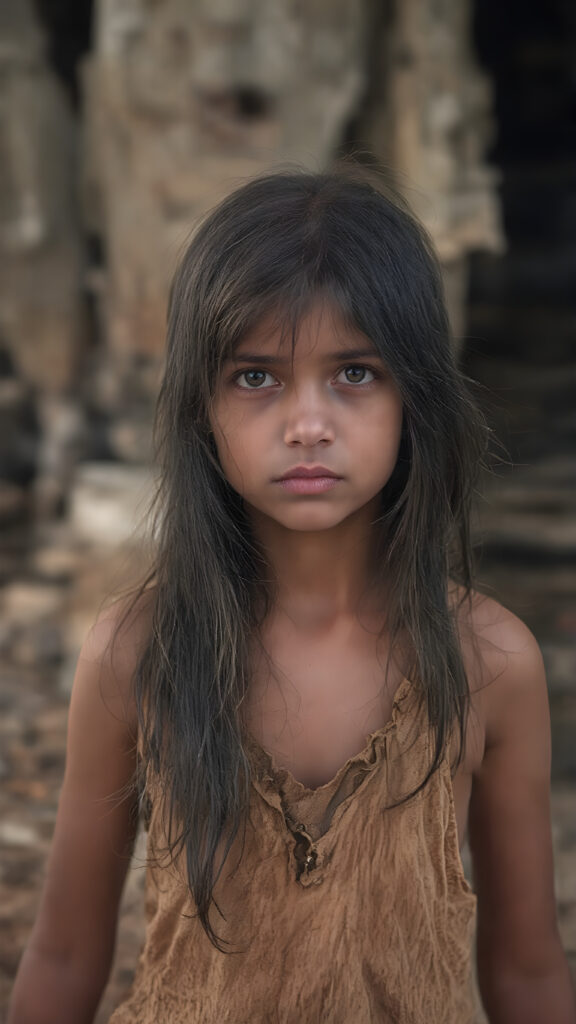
[233,365,380,390]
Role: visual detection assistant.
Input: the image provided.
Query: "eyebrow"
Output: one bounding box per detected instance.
[229,349,381,365]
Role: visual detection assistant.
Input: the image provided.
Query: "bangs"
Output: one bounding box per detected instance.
[211,276,366,377]
[168,168,458,438]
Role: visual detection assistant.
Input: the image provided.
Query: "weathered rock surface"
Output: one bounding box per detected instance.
[0,0,87,516]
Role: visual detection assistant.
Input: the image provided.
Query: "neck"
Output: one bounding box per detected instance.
[250,503,384,629]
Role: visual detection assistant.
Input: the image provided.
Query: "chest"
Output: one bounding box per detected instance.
[245,622,404,790]
[244,625,486,850]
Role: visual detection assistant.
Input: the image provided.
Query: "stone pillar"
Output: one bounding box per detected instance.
[361,0,504,336]
[0,0,86,516]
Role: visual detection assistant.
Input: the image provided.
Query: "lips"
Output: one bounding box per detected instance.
[276,466,342,494]
[278,466,340,480]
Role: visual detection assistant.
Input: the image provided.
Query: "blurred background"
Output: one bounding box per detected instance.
[0,0,574,1015]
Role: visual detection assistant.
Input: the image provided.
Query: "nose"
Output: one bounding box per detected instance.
[283,384,335,448]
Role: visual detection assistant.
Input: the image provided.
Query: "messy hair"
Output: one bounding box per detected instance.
[132,170,486,948]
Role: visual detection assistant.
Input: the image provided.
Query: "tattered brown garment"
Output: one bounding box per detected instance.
[109,680,478,1023]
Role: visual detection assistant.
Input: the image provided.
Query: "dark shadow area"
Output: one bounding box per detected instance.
[466,0,576,780]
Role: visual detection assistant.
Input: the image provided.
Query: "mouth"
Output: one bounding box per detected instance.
[275,466,342,495]
[278,466,340,480]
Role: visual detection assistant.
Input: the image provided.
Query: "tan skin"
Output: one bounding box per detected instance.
[9,302,575,1023]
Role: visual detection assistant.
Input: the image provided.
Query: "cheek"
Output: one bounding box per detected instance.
[210,414,259,492]
[209,407,235,476]
[391,411,404,455]
[210,399,238,459]
[367,400,403,459]
[212,426,238,475]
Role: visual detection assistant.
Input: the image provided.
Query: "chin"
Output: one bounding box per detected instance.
[273,510,356,533]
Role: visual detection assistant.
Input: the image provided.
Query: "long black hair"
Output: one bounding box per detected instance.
[130,169,487,948]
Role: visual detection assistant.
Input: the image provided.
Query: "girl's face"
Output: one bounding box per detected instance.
[210,299,403,536]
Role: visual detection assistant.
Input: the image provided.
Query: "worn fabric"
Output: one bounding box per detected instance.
[109,679,478,1023]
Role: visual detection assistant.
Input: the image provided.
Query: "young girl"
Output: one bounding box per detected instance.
[8,171,575,1024]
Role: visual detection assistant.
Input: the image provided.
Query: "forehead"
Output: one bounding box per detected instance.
[232,298,376,359]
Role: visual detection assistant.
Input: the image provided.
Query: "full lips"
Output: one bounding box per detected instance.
[278,476,341,494]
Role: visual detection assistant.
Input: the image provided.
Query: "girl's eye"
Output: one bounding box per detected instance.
[236,369,278,389]
[337,365,375,385]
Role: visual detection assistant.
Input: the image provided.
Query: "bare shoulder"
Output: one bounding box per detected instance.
[82,586,155,673]
[453,588,546,737]
[462,587,541,654]
[77,587,155,733]
[459,591,573,1005]
[63,587,156,798]
[9,589,157,994]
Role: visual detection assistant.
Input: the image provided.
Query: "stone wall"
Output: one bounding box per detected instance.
[84,0,501,401]
[0,0,502,647]
[361,0,503,334]
[0,0,87,518]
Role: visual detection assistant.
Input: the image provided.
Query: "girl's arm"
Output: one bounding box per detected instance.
[469,609,576,1023]
[8,609,143,1024]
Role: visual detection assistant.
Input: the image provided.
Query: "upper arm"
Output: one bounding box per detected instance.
[27,606,145,976]
[468,609,560,976]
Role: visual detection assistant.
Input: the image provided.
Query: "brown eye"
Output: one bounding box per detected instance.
[339,366,375,384]
[237,370,276,389]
